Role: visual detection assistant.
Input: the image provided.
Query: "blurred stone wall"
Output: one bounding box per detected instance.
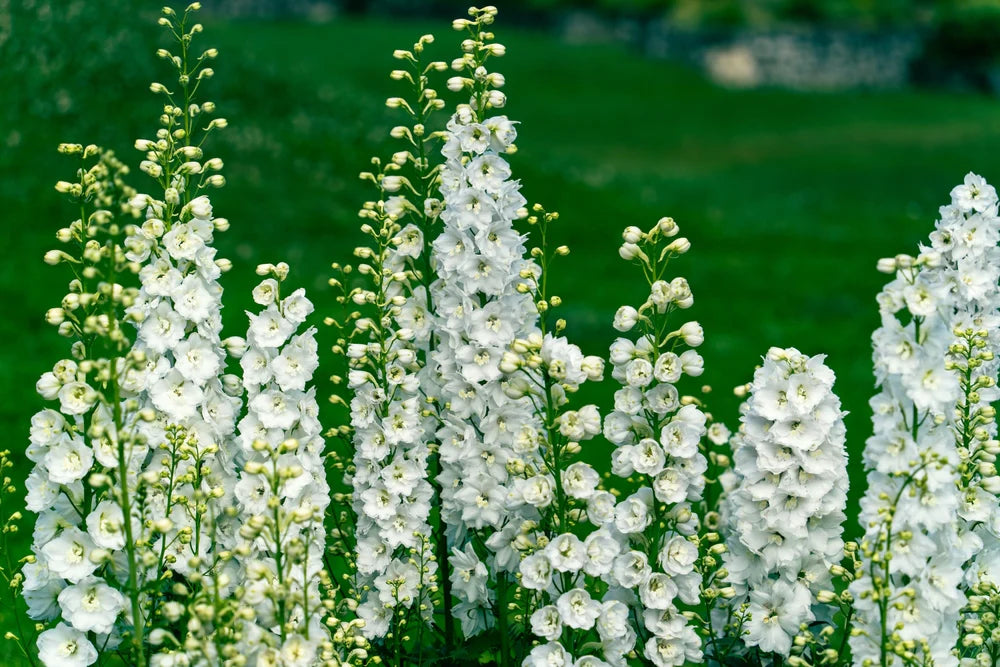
[559,11,923,90]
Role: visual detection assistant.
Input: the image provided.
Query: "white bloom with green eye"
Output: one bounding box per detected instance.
[249,389,299,430]
[138,302,186,354]
[29,409,66,449]
[251,278,279,306]
[744,578,814,656]
[247,305,295,348]
[171,332,221,384]
[950,172,997,213]
[25,468,59,512]
[57,576,125,635]
[170,273,214,322]
[56,381,97,415]
[148,369,204,421]
[43,437,94,485]
[270,329,318,391]
[449,543,489,605]
[37,623,97,667]
[562,461,600,499]
[639,573,679,611]
[557,588,601,630]
[42,527,99,583]
[613,491,652,535]
[281,288,314,324]
[524,642,572,667]
[586,491,617,526]
[582,529,620,577]
[531,605,563,641]
[520,552,554,591]
[643,630,703,667]
[659,536,698,577]
[139,257,183,297]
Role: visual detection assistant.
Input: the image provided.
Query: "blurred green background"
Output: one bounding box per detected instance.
[4,0,1000,660]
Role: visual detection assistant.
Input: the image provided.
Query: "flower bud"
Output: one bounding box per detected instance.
[666,237,691,254]
[622,226,643,243]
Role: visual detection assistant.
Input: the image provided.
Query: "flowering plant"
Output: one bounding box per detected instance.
[7,4,1000,667]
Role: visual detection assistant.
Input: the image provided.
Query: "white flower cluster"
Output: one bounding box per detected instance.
[851,173,1000,666]
[724,347,848,657]
[124,191,244,577]
[23,8,354,667]
[233,265,329,661]
[32,4,1000,667]
[348,218,437,639]
[949,326,1000,664]
[429,32,541,634]
[595,220,707,667]
[502,325,608,664]
[333,32,448,647]
[27,148,139,667]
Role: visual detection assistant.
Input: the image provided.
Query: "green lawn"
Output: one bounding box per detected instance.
[3,11,1000,661]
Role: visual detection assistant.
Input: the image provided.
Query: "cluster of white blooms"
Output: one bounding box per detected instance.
[594,219,708,667]
[32,3,1000,667]
[949,326,1000,664]
[26,9,259,667]
[26,147,141,666]
[232,265,330,661]
[124,185,243,583]
[429,9,542,637]
[851,173,1000,666]
[484,207,614,666]
[723,347,847,657]
[346,203,438,639]
[328,32,451,651]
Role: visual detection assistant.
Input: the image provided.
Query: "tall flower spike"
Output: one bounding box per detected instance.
[232,264,329,663]
[494,206,607,666]
[723,347,848,658]
[599,219,709,667]
[342,169,440,642]
[331,32,448,655]
[118,6,244,663]
[850,173,1000,667]
[949,326,1000,664]
[25,145,144,666]
[428,6,541,638]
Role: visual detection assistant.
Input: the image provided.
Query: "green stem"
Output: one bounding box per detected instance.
[497,573,512,667]
[111,360,146,667]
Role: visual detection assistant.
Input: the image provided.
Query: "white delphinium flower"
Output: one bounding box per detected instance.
[851,173,1000,667]
[933,179,1000,663]
[339,175,439,644]
[944,326,1000,664]
[23,144,159,663]
[429,8,542,643]
[126,178,242,575]
[57,576,127,635]
[326,30,450,660]
[233,266,328,660]
[114,9,247,664]
[36,622,98,667]
[722,347,848,658]
[597,219,710,667]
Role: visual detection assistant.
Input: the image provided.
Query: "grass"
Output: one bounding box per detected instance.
[3,9,1000,662]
